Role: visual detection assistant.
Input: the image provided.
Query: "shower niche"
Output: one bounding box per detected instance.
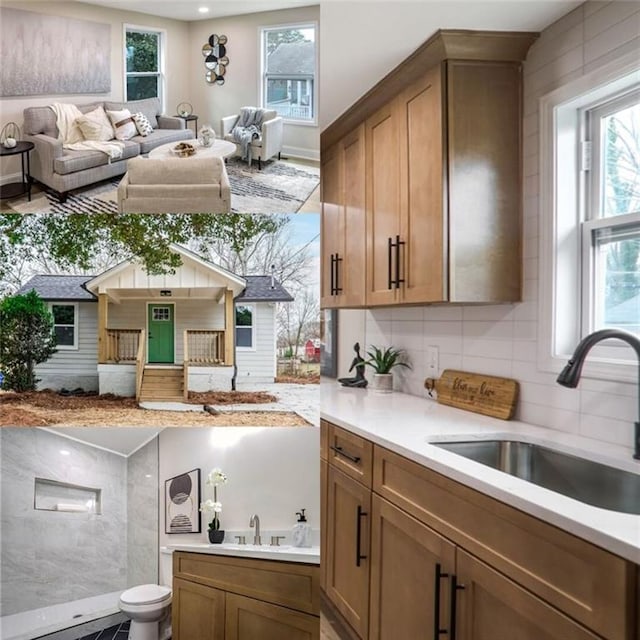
[34,477,102,514]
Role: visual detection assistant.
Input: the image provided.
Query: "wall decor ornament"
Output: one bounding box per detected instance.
[0,122,20,148]
[177,102,193,117]
[165,468,201,534]
[203,34,228,85]
[0,8,111,97]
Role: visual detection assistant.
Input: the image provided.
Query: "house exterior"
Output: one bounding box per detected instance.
[15,246,293,400]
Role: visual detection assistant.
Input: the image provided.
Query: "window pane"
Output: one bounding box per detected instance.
[126,31,159,73]
[265,78,314,119]
[55,326,75,346]
[236,306,253,327]
[126,75,160,101]
[594,225,640,334]
[52,305,74,324]
[601,101,640,218]
[236,327,252,348]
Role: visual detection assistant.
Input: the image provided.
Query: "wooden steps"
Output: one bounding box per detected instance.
[139,366,184,402]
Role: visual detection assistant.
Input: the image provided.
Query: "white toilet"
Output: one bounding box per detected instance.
[119,583,172,640]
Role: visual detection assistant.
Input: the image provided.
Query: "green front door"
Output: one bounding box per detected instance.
[148,304,175,363]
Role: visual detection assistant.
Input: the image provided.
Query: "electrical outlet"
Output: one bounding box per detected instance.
[427,345,439,375]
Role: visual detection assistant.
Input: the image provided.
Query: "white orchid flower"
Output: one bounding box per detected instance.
[206,467,228,486]
[199,499,217,512]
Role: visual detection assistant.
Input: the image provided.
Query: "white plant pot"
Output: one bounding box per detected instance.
[371,373,393,393]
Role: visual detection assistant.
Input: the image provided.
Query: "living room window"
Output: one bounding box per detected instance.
[124,25,165,104]
[50,303,78,350]
[236,305,255,349]
[260,23,317,124]
[539,52,640,381]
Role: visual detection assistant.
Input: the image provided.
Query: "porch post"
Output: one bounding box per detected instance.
[97,293,108,364]
[224,289,235,366]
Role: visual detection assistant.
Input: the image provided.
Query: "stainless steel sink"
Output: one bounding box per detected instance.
[433,440,640,515]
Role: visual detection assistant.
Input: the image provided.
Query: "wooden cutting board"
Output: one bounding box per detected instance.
[424,370,519,420]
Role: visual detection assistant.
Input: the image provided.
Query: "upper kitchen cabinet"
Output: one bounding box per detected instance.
[320,30,538,308]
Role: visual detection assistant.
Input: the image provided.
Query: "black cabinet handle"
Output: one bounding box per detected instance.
[434,563,449,638]
[387,237,393,289]
[329,445,361,464]
[335,254,343,293]
[356,505,368,567]
[395,235,405,288]
[330,253,335,295]
[449,575,465,640]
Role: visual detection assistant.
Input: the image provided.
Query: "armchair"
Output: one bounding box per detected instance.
[221,108,283,169]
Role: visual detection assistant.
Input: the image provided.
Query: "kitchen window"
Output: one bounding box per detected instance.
[124,25,165,103]
[50,303,78,350]
[260,23,317,124]
[539,53,640,381]
[236,305,255,349]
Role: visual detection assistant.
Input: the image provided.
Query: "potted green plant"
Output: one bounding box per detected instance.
[199,467,227,543]
[364,345,411,393]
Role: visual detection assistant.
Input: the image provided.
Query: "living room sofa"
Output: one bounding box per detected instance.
[117,156,231,213]
[23,97,194,201]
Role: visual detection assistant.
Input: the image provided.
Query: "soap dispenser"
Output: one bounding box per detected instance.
[292,509,312,548]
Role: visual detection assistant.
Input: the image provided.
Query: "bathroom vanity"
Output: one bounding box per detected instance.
[320,383,640,640]
[170,545,320,640]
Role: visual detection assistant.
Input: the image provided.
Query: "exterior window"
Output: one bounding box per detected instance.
[152,307,171,321]
[261,23,317,123]
[125,26,164,102]
[236,305,254,348]
[51,304,78,350]
[582,91,640,336]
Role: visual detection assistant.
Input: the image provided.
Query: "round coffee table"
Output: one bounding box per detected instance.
[148,139,236,160]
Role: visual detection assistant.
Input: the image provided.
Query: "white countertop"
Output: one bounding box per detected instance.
[164,543,320,564]
[321,381,640,563]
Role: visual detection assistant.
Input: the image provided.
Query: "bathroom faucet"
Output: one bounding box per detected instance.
[557,329,640,459]
[249,514,261,545]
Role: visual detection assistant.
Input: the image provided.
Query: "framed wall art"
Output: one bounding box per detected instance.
[165,468,201,534]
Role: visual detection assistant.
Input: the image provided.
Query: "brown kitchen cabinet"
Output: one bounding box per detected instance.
[173,551,320,640]
[321,124,366,308]
[320,420,638,640]
[321,30,538,308]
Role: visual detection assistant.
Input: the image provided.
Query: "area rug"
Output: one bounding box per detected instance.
[8,158,319,215]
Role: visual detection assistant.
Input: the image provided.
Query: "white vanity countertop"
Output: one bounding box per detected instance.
[321,381,640,563]
[164,543,320,565]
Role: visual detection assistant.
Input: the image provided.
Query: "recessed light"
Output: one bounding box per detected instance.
[198,7,209,13]
[60,450,70,456]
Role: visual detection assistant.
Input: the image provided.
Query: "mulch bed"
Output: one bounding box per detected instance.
[0,389,138,410]
[187,391,277,405]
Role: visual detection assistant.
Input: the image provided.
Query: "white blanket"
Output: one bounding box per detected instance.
[51,103,124,160]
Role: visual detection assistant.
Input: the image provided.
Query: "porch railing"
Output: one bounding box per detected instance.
[185,330,226,365]
[135,329,146,402]
[104,328,142,363]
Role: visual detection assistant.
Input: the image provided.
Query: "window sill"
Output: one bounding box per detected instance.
[282,118,317,128]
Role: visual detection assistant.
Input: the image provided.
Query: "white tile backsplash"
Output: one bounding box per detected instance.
[335,1,639,451]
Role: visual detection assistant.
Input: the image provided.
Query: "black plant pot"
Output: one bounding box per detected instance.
[208,529,225,544]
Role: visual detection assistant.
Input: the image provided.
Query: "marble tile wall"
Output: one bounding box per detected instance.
[126,437,158,588]
[0,429,128,616]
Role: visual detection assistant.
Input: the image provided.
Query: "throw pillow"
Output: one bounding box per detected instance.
[106,108,137,141]
[75,106,114,142]
[132,112,154,137]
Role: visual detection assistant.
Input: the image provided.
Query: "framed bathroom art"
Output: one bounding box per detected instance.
[165,468,201,534]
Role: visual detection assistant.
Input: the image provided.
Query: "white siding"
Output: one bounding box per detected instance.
[236,302,277,382]
[108,298,224,363]
[35,302,98,389]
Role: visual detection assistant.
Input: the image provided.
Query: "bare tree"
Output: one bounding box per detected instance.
[277,286,320,359]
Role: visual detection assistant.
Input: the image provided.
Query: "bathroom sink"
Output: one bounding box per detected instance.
[432,440,640,515]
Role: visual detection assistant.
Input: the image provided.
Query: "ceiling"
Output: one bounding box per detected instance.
[46,427,163,456]
[75,0,317,21]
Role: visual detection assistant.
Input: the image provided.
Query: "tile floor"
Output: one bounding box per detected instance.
[79,620,129,640]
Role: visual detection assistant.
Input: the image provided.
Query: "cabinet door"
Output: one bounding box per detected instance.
[365,103,400,306]
[369,495,456,640]
[455,550,601,640]
[325,466,371,638]
[172,577,225,640]
[320,459,328,591]
[226,592,319,640]
[398,65,446,304]
[321,141,343,308]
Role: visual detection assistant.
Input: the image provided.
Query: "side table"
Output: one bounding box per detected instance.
[176,114,198,134]
[0,141,34,201]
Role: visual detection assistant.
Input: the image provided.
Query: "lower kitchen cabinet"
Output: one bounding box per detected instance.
[173,577,225,640]
[325,465,371,639]
[369,495,455,640]
[226,592,320,640]
[455,550,600,640]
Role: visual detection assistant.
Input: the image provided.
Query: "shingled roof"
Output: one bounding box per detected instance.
[15,275,97,301]
[15,273,293,303]
[267,41,315,75]
[237,276,293,302]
